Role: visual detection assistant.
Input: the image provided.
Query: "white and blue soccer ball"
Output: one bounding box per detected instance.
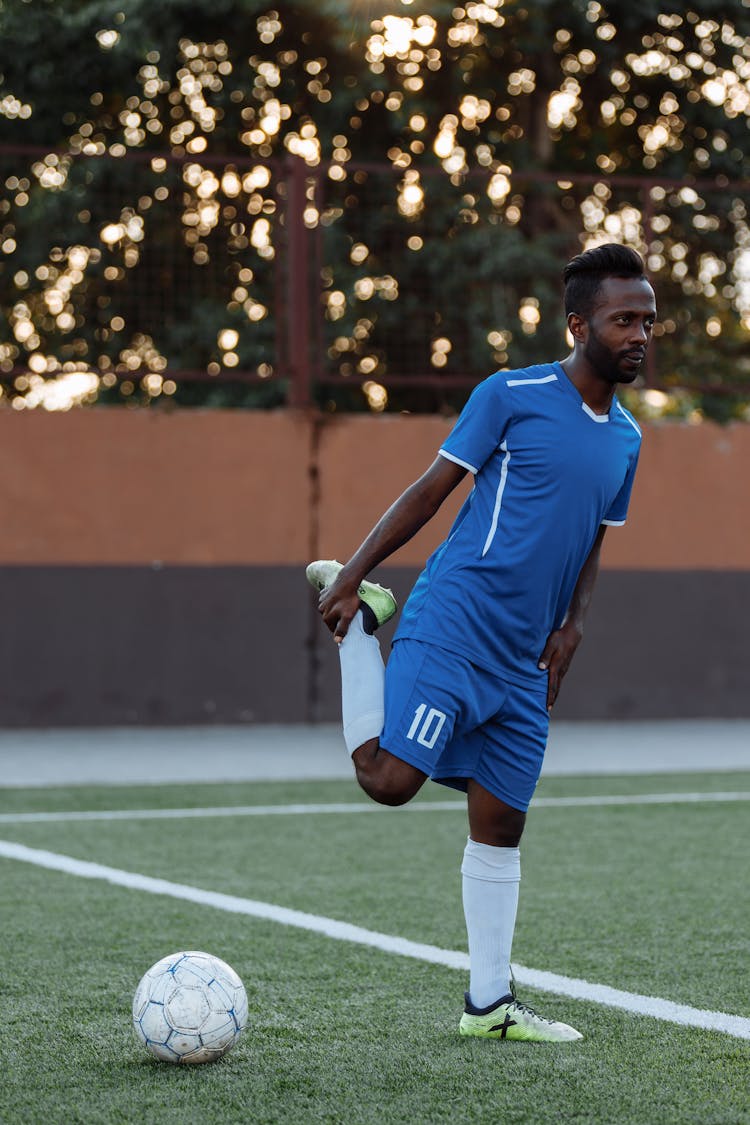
[132,950,248,1064]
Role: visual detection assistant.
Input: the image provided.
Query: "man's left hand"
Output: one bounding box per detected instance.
[538,620,583,712]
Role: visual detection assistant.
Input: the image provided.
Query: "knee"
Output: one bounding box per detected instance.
[353,750,424,807]
[355,770,416,807]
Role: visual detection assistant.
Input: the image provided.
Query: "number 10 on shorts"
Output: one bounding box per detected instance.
[406,703,447,750]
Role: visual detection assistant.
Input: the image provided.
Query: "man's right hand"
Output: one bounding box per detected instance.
[318,572,362,644]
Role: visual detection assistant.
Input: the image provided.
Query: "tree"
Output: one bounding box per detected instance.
[1,0,749,417]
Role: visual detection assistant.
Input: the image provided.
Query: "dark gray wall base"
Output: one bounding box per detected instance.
[0,566,747,726]
[0,566,310,726]
[552,569,750,720]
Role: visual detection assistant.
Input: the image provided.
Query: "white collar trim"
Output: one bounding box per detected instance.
[581,402,609,423]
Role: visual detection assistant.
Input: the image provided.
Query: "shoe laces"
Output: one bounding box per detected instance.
[507,997,555,1025]
[508,968,554,1025]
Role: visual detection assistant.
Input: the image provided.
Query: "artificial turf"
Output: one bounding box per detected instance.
[1,772,747,1124]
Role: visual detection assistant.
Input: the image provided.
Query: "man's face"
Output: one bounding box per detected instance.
[580,276,657,384]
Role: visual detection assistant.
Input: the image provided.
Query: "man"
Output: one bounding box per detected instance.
[307,242,655,1041]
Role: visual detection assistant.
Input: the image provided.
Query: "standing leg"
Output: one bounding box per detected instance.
[459,780,582,1041]
[462,781,525,1007]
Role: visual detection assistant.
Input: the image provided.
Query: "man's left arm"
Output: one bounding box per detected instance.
[538,524,608,712]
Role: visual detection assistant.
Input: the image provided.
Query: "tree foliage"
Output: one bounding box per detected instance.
[1,0,749,418]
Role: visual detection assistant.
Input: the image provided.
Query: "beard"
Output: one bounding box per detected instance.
[584,329,644,385]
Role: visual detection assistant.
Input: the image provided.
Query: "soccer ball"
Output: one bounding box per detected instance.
[132,950,248,1064]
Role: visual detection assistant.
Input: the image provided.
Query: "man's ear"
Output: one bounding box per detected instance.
[567,311,586,343]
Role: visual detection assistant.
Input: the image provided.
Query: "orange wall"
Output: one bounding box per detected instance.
[0,410,311,565]
[0,409,748,569]
[612,421,750,570]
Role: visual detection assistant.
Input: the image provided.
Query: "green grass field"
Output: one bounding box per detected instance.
[1,770,748,1124]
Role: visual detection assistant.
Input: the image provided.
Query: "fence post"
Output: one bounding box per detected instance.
[285,155,312,407]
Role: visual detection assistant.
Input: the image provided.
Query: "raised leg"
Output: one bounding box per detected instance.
[351,737,427,806]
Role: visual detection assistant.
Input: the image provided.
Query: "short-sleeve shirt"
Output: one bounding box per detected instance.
[394,361,642,687]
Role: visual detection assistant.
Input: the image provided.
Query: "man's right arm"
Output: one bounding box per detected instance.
[318,455,468,642]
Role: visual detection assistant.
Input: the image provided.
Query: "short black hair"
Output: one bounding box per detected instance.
[563,243,646,319]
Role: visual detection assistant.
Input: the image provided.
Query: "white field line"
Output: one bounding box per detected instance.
[1,838,748,1042]
[0,791,748,825]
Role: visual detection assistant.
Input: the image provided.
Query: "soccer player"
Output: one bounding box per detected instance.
[307,243,655,1041]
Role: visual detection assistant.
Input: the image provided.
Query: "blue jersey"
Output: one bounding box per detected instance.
[394,361,642,687]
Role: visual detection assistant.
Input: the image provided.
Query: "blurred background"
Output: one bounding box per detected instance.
[0,0,748,728]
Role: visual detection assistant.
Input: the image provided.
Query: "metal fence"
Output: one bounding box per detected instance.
[1,144,749,414]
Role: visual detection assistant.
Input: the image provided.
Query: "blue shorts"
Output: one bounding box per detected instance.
[381,639,549,812]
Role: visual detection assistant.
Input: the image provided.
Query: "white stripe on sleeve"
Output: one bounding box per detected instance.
[506,373,559,387]
[439,449,478,474]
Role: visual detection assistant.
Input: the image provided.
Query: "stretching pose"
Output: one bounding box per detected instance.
[307,243,654,1041]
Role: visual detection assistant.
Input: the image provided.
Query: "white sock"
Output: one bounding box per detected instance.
[461,837,521,1009]
[338,610,385,755]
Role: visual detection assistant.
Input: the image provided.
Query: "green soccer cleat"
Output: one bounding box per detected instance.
[459,990,583,1042]
[305,559,398,632]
